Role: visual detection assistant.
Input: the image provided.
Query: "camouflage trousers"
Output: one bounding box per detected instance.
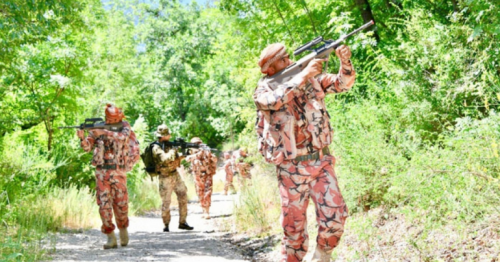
[224,166,235,194]
[277,154,348,262]
[95,168,129,234]
[159,172,188,225]
[195,173,213,208]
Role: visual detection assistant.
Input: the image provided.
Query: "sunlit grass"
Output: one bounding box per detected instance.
[233,166,281,236]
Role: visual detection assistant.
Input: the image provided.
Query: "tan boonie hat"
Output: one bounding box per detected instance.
[190,137,202,144]
[155,124,170,137]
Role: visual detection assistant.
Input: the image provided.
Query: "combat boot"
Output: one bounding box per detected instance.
[119,228,129,247]
[310,246,331,262]
[178,222,194,230]
[163,223,169,232]
[204,207,211,220]
[103,232,118,249]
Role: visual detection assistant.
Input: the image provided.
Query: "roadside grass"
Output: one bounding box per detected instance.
[233,163,281,236]
[129,176,163,215]
[0,186,100,261]
[48,185,100,229]
[333,208,500,261]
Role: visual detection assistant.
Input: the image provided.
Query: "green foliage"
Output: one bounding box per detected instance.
[233,165,281,235]
[1,0,500,259]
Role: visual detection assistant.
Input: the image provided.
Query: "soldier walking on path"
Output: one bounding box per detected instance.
[233,149,252,187]
[223,152,236,195]
[186,137,217,219]
[77,104,140,249]
[152,124,194,232]
[253,43,355,261]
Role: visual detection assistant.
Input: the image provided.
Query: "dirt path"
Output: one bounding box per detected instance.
[50,192,248,262]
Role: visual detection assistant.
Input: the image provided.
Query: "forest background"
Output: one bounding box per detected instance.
[1,0,499,260]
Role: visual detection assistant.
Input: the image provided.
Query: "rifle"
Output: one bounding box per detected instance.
[267,20,374,89]
[165,138,217,155]
[58,118,124,132]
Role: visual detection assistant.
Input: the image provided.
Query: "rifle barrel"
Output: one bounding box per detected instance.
[344,20,374,39]
[58,126,81,129]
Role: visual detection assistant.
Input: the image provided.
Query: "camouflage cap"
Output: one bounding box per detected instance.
[105,103,125,123]
[190,137,202,144]
[155,124,170,137]
[258,43,287,74]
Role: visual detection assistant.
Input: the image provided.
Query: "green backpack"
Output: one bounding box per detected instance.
[141,141,161,180]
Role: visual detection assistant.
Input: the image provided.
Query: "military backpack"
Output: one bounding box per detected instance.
[140,141,161,180]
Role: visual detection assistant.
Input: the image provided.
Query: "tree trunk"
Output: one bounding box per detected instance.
[271,1,295,44]
[300,0,318,36]
[451,0,459,12]
[354,0,380,42]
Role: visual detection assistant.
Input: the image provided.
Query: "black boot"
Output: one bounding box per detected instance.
[178,222,194,230]
[163,223,169,232]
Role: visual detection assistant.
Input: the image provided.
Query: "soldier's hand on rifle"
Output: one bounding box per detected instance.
[303,58,326,79]
[335,45,351,62]
[89,129,108,137]
[77,130,85,140]
[293,58,327,89]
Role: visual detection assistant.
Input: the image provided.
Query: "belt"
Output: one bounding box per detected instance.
[159,170,177,176]
[97,164,125,170]
[294,147,330,162]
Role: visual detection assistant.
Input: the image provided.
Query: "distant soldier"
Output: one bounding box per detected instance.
[152,124,194,232]
[223,152,236,195]
[186,137,217,219]
[77,104,139,249]
[234,149,252,187]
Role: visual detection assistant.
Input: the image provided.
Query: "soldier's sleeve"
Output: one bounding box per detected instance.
[319,60,356,94]
[253,78,299,111]
[80,132,96,152]
[153,145,176,163]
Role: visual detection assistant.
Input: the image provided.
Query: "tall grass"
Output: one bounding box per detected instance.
[47,185,100,229]
[233,164,281,236]
[0,186,100,261]
[129,177,162,215]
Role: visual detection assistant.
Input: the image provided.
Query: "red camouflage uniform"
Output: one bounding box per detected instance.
[186,150,217,208]
[254,61,355,261]
[81,121,134,234]
[223,155,236,194]
[233,150,252,187]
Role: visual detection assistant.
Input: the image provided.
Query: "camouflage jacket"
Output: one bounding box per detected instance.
[81,121,134,170]
[253,62,355,165]
[152,143,182,175]
[223,158,235,174]
[186,150,217,176]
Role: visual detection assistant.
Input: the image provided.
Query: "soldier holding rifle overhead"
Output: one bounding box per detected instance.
[253,21,373,262]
